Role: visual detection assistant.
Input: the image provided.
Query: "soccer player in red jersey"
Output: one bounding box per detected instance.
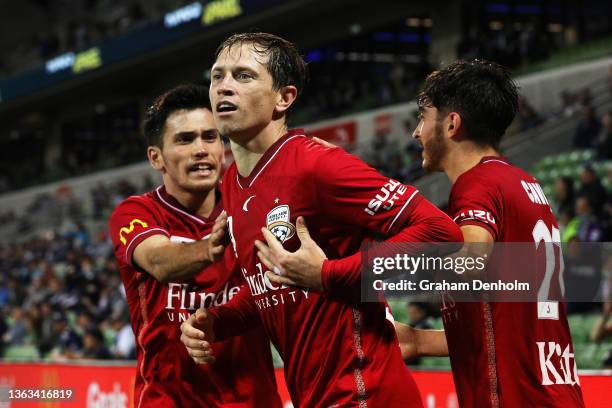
[397,60,584,407]
[180,32,463,407]
[108,84,281,407]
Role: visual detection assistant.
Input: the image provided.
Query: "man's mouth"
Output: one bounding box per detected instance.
[216,101,238,115]
[188,163,214,177]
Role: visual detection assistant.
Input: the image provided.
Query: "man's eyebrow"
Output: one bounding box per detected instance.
[202,129,219,137]
[212,64,257,72]
[173,131,196,138]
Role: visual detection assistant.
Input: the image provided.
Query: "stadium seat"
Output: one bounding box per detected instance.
[388,299,410,324]
[419,356,452,368]
[3,345,40,361]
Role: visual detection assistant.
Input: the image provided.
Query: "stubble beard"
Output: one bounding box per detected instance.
[422,121,447,172]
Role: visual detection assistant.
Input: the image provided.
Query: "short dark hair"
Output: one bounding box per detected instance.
[215,32,308,97]
[417,59,519,150]
[142,84,211,147]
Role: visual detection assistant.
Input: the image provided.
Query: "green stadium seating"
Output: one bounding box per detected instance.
[419,356,452,368]
[2,345,40,360]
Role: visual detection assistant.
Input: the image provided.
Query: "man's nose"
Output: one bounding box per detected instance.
[216,74,235,95]
[193,137,209,157]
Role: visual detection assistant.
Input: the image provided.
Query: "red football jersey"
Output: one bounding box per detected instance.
[109,186,281,408]
[217,130,425,408]
[445,157,584,407]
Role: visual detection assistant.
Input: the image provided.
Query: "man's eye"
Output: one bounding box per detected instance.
[211,73,222,81]
[237,72,252,80]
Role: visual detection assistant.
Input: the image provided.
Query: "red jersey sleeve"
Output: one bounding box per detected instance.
[109,197,170,268]
[320,198,463,290]
[312,146,423,235]
[208,285,262,341]
[312,146,463,290]
[450,172,502,240]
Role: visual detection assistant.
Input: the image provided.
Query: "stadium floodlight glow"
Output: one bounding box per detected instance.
[202,0,243,26]
[45,52,76,74]
[405,18,421,27]
[164,1,203,28]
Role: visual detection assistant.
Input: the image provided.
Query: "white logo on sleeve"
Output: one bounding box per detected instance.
[453,209,496,225]
[536,341,580,386]
[364,179,407,216]
[242,195,256,212]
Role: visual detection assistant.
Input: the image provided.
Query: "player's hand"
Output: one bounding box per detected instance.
[394,321,419,361]
[255,216,327,291]
[180,308,216,364]
[312,136,336,148]
[207,210,228,263]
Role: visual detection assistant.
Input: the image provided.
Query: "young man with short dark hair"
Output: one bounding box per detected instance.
[109,84,280,407]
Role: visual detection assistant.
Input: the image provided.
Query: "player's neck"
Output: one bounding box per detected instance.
[230,120,288,177]
[166,184,217,218]
[445,145,499,184]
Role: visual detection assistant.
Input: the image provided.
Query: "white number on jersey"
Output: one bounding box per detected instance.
[532,220,564,320]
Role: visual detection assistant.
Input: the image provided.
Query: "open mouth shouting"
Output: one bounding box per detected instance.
[188,162,215,177]
[215,101,238,117]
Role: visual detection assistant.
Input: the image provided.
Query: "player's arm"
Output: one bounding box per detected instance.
[591,302,612,342]
[394,321,448,359]
[180,285,262,364]
[446,174,500,279]
[449,225,495,281]
[133,211,226,283]
[319,198,464,290]
[109,200,227,283]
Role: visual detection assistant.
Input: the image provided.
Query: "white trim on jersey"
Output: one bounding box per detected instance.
[481,159,509,166]
[125,228,169,260]
[351,308,368,408]
[236,173,243,190]
[237,134,305,189]
[386,189,419,234]
[155,186,206,225]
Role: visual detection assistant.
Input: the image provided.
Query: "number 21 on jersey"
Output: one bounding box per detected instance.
[533,220,564,320]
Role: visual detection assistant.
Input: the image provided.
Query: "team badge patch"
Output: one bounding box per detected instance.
[266,205,295,243]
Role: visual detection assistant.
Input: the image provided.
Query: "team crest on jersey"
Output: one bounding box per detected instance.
[266,205,295,243]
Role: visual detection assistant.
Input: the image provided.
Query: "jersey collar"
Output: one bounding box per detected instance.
[479,156,510,165]
[236,129,305,189]
[155,185,223,225]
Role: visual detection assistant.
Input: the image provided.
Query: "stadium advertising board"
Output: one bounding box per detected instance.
[0,363,609,407]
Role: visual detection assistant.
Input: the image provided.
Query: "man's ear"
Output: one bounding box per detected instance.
[147,146,164,171]
[446,112,463,139]
[275,85,298,115]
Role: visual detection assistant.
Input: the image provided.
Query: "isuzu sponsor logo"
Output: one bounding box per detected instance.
[453,209,496,225]
[365,179,407,216]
